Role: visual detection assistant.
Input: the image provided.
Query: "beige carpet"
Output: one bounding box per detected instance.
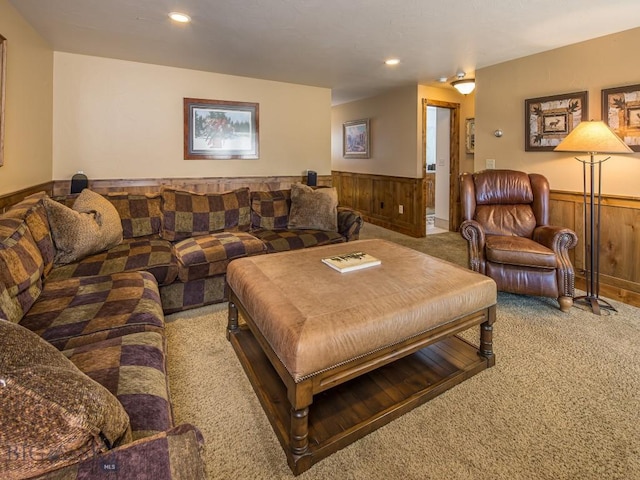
[165,224,640,480]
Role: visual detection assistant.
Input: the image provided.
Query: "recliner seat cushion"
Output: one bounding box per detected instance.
[485,235,556,269]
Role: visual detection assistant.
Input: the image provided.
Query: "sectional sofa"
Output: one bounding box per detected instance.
[0,184,362,479]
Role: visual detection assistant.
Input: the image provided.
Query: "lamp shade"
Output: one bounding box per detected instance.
[554,121,633,154]
[451,79,475,95]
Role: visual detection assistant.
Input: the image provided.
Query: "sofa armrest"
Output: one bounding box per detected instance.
[337,207,364,241]
[34,424,207,480]
[459,220,486,273]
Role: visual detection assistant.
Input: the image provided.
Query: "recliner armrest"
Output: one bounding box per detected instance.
[533,225,578,254]
[460,219,487,273]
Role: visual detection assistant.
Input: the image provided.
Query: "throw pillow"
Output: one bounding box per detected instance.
[0,320,131,479]
[43,190,123,265]
[287,183,338,232]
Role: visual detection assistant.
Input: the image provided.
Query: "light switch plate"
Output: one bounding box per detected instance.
[486,158,496,169]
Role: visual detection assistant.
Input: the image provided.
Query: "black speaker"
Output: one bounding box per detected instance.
[71,172,88,194]
[307,170,317,187]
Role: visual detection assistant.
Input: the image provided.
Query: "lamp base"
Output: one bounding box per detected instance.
[574,294,617,315]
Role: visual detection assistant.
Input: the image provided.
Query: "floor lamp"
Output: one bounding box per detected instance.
[554,121,633,315]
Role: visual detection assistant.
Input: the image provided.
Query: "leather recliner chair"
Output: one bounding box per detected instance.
[459,169,578,312]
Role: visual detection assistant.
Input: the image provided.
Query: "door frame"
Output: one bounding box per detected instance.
[421,98,461,232]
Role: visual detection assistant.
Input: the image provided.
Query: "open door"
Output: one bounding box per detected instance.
[421,98,461,232]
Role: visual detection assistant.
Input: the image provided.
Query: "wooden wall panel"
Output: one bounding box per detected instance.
[333,171,425,237]
[50,175,332,197]
[550,191,640,307]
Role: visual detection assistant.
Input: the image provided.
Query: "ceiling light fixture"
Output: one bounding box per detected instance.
[169,12,191,23]
[384,58,400,66]
[451,72,475,95]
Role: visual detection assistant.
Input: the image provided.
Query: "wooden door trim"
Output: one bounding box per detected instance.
[421,98,461,232]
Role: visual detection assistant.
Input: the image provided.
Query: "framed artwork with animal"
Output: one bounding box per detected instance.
[602,83,640,152]
[524,91,588,151]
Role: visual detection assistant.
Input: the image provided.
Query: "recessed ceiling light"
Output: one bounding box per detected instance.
[384,58,400,66]
[169,12,191,23]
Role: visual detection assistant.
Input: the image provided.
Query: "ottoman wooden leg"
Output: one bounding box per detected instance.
[479,305,496,367]
[227,300,238,340]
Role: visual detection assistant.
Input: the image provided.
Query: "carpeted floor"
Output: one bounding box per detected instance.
[165,223,640,480]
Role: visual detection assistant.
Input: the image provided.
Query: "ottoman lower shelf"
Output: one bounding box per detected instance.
[229,324,491,474]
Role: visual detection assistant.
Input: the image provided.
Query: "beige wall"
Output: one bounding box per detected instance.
[476,27,640,197]
[53,53,332,181]
[332,84,474,179]
[332,86,420,178]
[0,0,53,196]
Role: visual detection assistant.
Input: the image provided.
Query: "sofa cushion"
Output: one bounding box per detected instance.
[250,228,345,253]
[53,192,163,240]
[44,190,124,265]
[174,231,267,282]
[0,219,44,322]
[3,192,56,276]
[19,271,165,350]
[161,187,251,241]
[46,237,178,286]
[159,276,227,314]
[63,331,173,440]
[0,320,131,479]
[104,192,163,239]
[288,183,338,232]
[250,189,291,230]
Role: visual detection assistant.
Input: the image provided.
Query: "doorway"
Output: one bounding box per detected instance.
[421,98,461,234]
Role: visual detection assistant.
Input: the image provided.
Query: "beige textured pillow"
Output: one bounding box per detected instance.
[0,320,131,479]
[44,190,123,265]
[288,183,338,232]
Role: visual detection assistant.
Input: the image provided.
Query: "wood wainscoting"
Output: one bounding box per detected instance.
[49,175,332,197]
[550,190,640,308]
[332,171,426,238]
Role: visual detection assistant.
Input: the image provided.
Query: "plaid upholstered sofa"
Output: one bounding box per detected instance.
[1,184,361,479]
[48,185,363,314]
[0,193,207,479]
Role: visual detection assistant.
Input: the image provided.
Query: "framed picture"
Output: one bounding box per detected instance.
[524,91,588,151]
[0,34,6,167]
[602,83,640,152]
[343,118,370,158]
[465,117,475,154]
[183,98,259,159]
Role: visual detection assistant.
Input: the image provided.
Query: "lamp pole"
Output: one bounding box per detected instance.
[575,153,614,315]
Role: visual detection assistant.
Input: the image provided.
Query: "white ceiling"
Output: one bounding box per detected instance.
[9,0,640,104]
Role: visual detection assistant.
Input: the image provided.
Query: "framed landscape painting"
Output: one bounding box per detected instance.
[524,91,588,151]
[343,118,370,158]
[602,83,640,152]
[184,98,259,159]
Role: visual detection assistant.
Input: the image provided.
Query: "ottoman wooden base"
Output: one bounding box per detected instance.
[228,293,495,475]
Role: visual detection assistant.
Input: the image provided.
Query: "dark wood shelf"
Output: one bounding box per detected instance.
[230,325,490,474]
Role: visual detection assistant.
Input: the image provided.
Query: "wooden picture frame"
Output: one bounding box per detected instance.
[0,34,6,167]
[183,98,259,159]
[524,91,588,151]
[602,83,640,152]
[465,117,475,154]
[343,118,370,158]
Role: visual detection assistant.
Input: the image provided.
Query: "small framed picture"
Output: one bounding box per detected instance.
[183,98,259,159]
[602,83,640,152]
[343,118,370,158]
[524,91,588,151]
[465,118,475,154]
